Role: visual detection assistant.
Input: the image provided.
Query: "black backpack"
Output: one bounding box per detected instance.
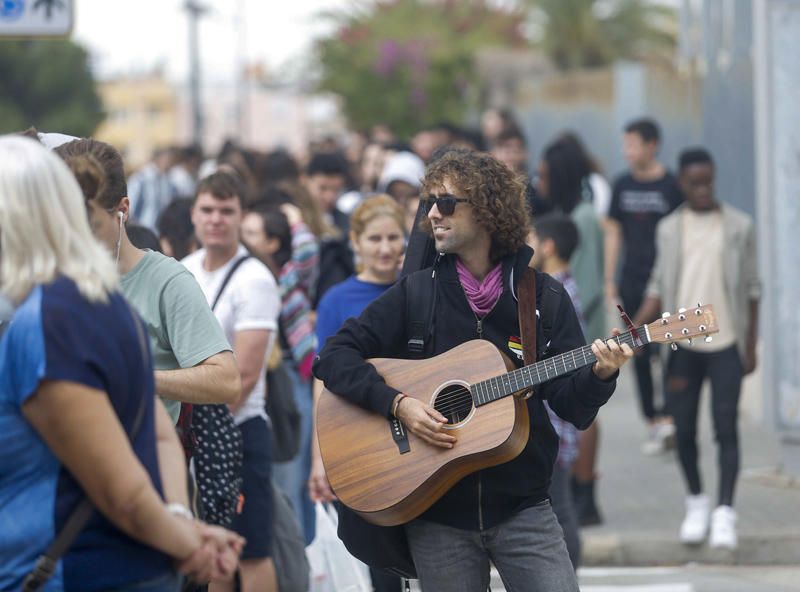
[191,404,244,527]
[191,255,252,527]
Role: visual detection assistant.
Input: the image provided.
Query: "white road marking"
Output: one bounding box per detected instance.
[581,586,693,592]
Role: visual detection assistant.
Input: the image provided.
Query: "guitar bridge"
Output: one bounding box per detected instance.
[390,417,411,454]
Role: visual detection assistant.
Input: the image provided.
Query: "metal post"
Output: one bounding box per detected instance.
[236,0,248,142]
[185,0,208,147]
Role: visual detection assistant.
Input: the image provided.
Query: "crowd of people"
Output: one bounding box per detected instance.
[0,108,759,592]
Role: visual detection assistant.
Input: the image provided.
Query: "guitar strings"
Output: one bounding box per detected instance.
[432,331,642,413]
[434,325,705,413]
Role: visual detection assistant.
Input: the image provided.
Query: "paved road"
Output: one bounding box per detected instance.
[411,566,800,591]
[578,566,800,592]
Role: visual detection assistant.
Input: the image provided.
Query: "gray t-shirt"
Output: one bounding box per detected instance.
[120,251,232,422]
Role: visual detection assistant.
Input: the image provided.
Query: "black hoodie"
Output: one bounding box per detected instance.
[313,244,617,530]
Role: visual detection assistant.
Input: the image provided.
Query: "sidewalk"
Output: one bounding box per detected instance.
[581,361,800,566]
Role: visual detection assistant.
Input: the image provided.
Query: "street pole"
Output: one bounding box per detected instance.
[185,0,208,148]
[236,0,249,142]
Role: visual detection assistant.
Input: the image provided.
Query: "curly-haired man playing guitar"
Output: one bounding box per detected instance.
[314,149,633,592]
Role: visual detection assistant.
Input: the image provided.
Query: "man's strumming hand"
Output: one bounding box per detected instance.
[393,394,457,449]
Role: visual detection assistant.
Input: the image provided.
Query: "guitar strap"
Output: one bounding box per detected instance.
[518,267,538,366]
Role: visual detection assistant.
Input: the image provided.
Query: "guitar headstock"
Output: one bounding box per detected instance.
[645,303,718,349]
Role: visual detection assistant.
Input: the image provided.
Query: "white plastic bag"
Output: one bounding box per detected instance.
[307,503,372,592]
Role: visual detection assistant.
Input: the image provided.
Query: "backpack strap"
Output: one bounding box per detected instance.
[517,267,538,366]
[212,254,252,312]
[405,264,438,357]
[538,273,564,353]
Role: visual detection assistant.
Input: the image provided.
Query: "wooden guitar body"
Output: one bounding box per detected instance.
[316,303,720,527]
[316,339,530,527]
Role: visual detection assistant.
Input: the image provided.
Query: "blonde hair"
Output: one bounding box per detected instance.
[0,136,118,304]
[349,194,406,241]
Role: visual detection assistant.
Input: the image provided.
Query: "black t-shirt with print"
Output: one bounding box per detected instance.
[610,171,683,284]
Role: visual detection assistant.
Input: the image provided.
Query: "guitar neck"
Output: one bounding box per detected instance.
[470,327,649,406]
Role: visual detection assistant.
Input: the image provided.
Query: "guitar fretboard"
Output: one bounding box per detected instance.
[470,327,648,406]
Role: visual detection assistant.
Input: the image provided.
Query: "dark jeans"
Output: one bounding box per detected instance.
[620,279,662,421]
[405,501,578,592]
[110,572,181,592]
[666,345,743,506]
[549,464,581,569]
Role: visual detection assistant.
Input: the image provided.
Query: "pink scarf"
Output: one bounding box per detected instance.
[456,259,504,317]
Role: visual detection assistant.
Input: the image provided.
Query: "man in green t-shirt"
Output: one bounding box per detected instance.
[55,139,239,423]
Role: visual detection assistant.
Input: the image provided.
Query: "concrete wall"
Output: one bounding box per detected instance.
[508,61,702,182]
[754,0,800,472]
[698,0,756,217]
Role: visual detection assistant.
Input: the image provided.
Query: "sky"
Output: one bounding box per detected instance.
[73,0,350,83]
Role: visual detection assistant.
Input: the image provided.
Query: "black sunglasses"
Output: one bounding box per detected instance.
[422,194,469,216]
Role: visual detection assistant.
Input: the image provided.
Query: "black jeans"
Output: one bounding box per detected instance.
[620,278,662,421]
[665,345,743,506]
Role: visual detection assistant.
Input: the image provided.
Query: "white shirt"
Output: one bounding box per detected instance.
[182,245,280,425]
[589,172,612,218]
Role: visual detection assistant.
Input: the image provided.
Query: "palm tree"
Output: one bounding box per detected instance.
[523,0,677,70]
[33,0,66,20]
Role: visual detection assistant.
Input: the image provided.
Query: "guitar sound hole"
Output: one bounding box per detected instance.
[433,383,474,426]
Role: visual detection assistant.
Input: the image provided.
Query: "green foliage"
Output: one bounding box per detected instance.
[314,0,526,138]
[525,0,677,70]
[0,40,104,136]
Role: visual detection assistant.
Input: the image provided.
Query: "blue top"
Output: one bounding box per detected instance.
[315,276,394,353]
[0,277,173,591]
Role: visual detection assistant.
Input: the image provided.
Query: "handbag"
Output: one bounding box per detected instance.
[22,303,152,592]
[191,255,251,527]
[307,503,371,592]
[265,361,302,462]
[271,481,310,592]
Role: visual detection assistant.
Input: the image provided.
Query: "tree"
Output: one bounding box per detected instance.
[0,40,104,137]
[314,0,527,138]
[523,0,677,70]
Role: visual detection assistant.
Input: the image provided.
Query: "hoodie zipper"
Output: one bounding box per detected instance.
[462,291,499,533]
[478,477,484,530]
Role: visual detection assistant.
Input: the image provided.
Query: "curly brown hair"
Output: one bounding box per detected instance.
[421,149,529,262]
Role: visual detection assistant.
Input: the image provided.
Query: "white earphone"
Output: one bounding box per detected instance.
[115,210,124,264]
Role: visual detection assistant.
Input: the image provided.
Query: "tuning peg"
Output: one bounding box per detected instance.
[678,308,687,313]
[704,335,713,343]
[671,343,678,351]
[687,338,693,346]
[661,312,670,325]
[696,301,703,308]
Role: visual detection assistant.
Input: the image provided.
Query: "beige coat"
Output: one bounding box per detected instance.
[645,203,761,362]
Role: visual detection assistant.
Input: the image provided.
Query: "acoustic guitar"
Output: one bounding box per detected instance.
[317,304,718,526]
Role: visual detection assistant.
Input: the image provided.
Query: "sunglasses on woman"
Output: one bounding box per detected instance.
[421,194,470,216]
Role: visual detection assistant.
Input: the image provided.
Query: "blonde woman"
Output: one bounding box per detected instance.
[0,137,242,592]
[309,195,407,592]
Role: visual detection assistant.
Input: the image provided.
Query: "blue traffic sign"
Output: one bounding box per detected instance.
[0,0,25,22]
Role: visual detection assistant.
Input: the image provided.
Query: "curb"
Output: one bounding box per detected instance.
[582,532,800,566]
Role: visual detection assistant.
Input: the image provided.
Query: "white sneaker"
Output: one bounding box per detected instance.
[709,505,738,549]
[641,422,675,455]
[679,494,710,544]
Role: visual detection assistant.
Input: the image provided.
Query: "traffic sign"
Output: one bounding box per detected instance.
[0,0,73,37]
